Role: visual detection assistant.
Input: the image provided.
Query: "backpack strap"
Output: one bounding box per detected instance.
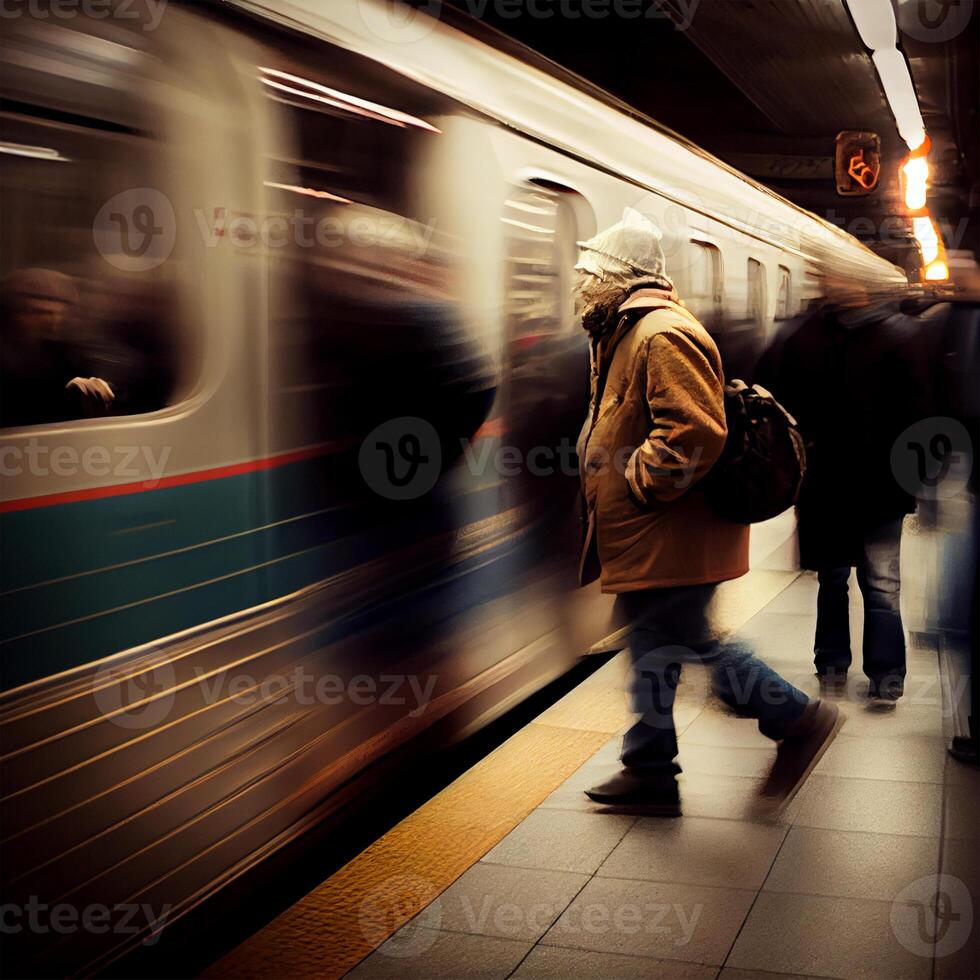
[591,297,709,425]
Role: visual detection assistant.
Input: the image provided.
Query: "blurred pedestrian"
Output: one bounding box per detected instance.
[757,283,930,708]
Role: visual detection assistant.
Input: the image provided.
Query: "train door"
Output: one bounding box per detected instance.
[499,179,592,554]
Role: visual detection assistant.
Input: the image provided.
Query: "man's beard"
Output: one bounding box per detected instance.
[577,280,629,336]
[581,303,618,335]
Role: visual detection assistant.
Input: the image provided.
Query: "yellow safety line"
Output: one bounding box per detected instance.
[205,720,614,979]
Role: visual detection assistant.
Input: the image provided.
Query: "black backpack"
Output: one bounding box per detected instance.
[704,381,806,524]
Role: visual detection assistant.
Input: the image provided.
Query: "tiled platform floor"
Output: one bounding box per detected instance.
[350,569,980,980]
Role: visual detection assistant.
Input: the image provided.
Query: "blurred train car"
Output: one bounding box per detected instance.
[0,0,908,972]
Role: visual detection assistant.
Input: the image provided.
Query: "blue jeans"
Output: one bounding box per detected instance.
[814,518,906,695]
[615,584,809,773]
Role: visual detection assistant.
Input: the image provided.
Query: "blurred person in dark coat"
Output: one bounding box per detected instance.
[757,284,931,707]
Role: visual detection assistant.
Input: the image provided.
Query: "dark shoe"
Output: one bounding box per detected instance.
[585,769,681,816]
[867,690,900,711]
[816,668,848,696]
[759,700,844,809]
[948,735,980,767]
[867,680,902,710]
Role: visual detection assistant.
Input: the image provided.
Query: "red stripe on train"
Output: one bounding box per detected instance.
[0,422,509,515]
[0,444,334,515]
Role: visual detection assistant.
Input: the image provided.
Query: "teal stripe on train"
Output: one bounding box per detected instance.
[0,458,505,691]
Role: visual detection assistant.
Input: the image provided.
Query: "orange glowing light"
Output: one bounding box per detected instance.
[902,156,929,211]
[912,216,940,264]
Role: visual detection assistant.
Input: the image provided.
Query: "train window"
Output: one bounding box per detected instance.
[747,258,767,329]
[776,265,793,319]
[502,183,586,347]
[686,241,723,322]
[0,25,181,430]
[261,44,496,465]
[500,181,592,522]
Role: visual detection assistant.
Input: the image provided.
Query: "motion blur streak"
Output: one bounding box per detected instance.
[0,0,922,975]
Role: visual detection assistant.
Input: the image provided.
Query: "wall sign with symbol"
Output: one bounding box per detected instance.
[835,131,882,195]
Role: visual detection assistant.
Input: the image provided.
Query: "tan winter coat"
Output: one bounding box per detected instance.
[578,289,749,592]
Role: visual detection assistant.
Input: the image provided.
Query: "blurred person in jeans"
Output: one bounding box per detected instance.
[757,283,930,708]
[574,210,841,813]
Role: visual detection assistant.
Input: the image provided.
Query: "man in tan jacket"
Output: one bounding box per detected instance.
[575,210,840,813]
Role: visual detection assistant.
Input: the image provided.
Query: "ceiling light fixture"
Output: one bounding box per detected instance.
[844,0,927,153]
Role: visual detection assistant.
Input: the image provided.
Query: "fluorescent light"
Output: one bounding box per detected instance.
[913,216,940,264]
[260,67,441,133]
[872,49,926,151]
[902,156,929,211]
[845,0,898,50]
[264,180,352,203]
[501,217,553,234]
[0,141,70,161]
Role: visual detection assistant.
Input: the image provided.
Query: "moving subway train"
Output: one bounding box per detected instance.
[0,0,908,972]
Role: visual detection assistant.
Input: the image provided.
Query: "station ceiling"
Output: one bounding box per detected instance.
[444,0,979,281]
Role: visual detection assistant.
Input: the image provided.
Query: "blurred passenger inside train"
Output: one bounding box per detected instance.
[0,268,115,427]
[574,209,840,813]
[757,277,930,708]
